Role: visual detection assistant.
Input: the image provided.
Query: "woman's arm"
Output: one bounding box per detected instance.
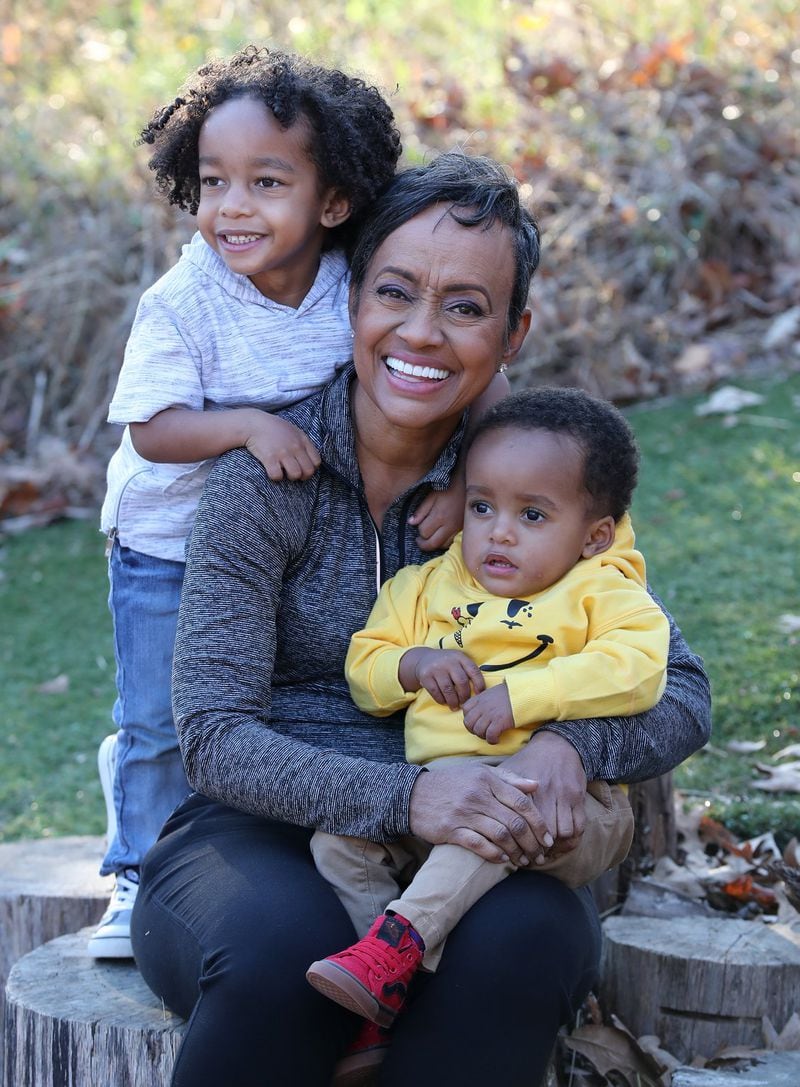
[501,600,710,850]
[537,600,711,784]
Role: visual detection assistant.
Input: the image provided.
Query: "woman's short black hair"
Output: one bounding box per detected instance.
[139,45,402,252]
[349,151,540,334]
[467,386,640,521]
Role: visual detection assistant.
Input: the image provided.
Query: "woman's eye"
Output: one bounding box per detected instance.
[450,301,483,317]
[523,508,544,523]
[376,285,410,302]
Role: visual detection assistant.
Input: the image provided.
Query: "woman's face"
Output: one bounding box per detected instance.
[350,205,529,435]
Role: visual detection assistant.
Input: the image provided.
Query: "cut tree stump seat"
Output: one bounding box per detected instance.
[3,929,185,1087]
[0,836,112,1081]
[601,915,800,1063]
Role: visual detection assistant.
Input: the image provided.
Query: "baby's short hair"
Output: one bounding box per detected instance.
[468,387,640,521]
[139,45,401,252]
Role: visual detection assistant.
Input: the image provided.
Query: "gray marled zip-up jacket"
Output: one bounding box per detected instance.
[173,365,711,842]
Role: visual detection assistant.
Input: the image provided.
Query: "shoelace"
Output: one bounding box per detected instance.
[338,935,416,978]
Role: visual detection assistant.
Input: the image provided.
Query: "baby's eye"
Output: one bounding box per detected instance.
[469,500,492,515]
[522,508,545,523]
[256,176,281,189]
[200,176,223,187]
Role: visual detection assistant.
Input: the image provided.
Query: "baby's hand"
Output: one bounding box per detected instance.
[400,648,485,711]
[409,479,465,552]
[245,413,321,482]
[463,684,515,745]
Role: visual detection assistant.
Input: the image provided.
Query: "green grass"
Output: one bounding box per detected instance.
[1,371,798,843]
[0,520,114,840]
[630,371,800,842]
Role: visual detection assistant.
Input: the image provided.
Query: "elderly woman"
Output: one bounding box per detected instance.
[131,152,710,1087]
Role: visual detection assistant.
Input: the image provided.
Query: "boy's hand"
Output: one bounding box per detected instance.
[399,647,485,711]
[409,480,465,552]
[463,683,515,744]
[245,413,321,482]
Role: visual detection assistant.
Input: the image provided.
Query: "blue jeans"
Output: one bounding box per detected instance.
[101,542,190,876]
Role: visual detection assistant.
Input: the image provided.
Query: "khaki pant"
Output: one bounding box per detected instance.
[311,758,633,970]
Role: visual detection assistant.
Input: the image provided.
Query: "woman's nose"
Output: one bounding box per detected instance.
[400,303,444,347]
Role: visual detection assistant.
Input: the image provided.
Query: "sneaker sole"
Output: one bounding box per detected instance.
[86,934,134,959]
[331,1045,387,1087]
[306,961,396,1027]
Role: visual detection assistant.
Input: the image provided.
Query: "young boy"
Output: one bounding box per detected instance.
[89,46,408,958]
[307,386,669,1052]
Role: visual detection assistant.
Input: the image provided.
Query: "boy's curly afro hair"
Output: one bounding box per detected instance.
[468,386,640,522]
[139,45,402,252]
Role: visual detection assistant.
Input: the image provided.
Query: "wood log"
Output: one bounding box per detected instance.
[3,929,184,1087]
[0,837,112,1081]
[672,1052,800,1085]
[600,916,800,1063]
[590,773,678,914]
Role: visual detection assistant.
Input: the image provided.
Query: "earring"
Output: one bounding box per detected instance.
[497,362,508,373]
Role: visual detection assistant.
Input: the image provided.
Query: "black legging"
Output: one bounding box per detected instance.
[132,793,602,1087]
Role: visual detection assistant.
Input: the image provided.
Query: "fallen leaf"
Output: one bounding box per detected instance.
[763,306,800,350]
[725,738,767,754]
[695,385,765,415]
[36,673,70,694]
[563,1021,665,1087]
[775,743,800,759]
[753,762,800,793]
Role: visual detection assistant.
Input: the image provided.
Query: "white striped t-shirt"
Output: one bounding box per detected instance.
[101,233,353,562]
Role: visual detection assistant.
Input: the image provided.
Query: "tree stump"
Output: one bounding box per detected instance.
[0,837,112,1080]
[591,773,677,914]
[600,916,800,1062]
[672,1052,800,1085]
[3,929,184,1087]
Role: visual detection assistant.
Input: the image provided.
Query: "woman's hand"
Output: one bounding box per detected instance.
[398,647,485,710]
[409,482,464,552]
[244,412,321,481]
[502,731,588,856]
[462,683,515,744]
[408,763,553,866]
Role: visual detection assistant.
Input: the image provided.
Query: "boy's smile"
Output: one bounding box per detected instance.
[196,96,349,308]
[461,427,615,599]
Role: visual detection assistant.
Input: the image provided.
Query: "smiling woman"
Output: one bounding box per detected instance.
[130,151,711,1087]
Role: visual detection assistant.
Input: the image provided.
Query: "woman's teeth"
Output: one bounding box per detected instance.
[385,357,449,381]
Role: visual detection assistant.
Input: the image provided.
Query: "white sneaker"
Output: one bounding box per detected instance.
[98,733,118,848]
[87,868,139,958]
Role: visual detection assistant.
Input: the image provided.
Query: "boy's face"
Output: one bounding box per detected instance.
[461,427,615,599]
[196,96,349,307]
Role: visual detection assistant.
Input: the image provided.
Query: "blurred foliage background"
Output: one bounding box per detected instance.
[2,0,799,469]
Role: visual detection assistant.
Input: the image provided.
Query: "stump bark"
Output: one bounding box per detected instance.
[600,915,800,1062]
[3,929,184,1087]
[0,836,112,1082]
[591,772,677,913]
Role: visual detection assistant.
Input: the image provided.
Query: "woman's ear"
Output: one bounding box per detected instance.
[502,308,532,364]
[581,515,616,559]
[321,191,351,229]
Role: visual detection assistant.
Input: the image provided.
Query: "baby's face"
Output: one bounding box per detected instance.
[461,427,612,598]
